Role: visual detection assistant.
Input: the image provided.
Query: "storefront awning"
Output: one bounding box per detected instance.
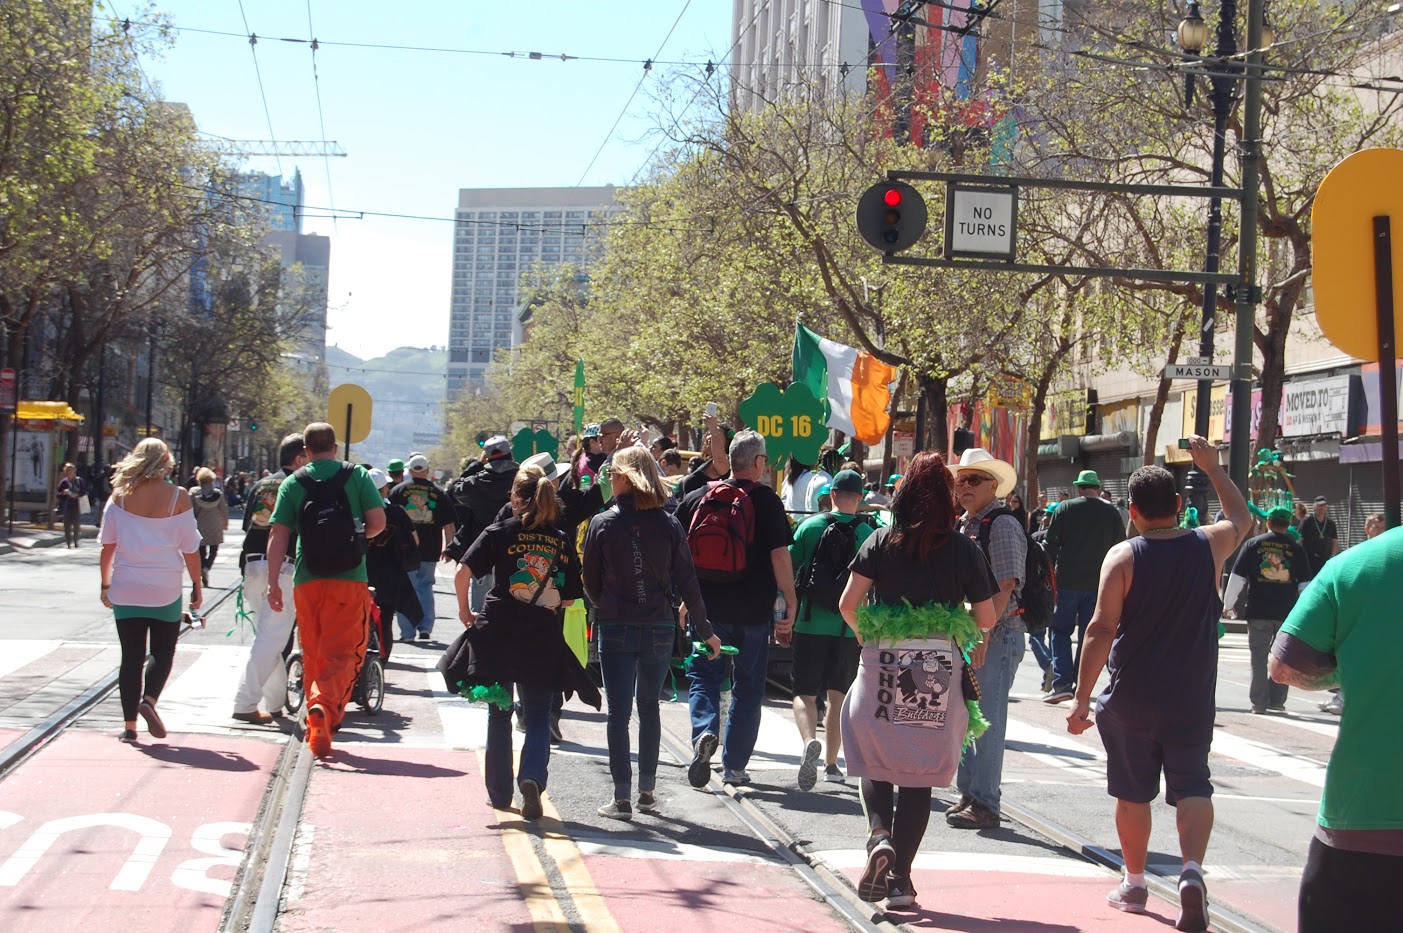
[13,401,84,422]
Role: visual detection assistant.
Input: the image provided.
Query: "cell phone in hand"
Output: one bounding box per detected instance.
[1178,438,1192,450]
[705,402,718,418]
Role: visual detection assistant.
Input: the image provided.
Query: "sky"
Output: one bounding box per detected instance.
[119,0,733,360]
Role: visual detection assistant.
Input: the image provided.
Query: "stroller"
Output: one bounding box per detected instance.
[285,596,386,717]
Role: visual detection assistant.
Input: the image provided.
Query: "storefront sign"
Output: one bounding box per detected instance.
[1099,399,1139,436]
[1281,375,1353,437]
[1360,362,1403,435]
[1044,390,1091,437]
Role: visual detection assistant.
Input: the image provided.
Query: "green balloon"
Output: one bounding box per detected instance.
[737,382,827,466]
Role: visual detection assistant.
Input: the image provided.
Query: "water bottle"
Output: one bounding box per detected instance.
[773,593,787,623]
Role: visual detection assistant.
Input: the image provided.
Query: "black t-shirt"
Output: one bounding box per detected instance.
[390,477,454,562]
[850,526,999,610]
[1230,531,1314,621]
[464,517,583,628]
[675,479,792,625]
[677,460,729,500]
[1296,515,1338,570]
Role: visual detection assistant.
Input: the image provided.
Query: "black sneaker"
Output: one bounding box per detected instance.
[885,876,918,909]
[417,631,432,642]
[858,834,894,902]
[519,779,543,821]
[1176,867,1209,931]
[688,732,718,788]
[637,791,659,813]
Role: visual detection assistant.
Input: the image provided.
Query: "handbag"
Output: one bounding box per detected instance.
[435,628,473,695]
[961,656,982,702]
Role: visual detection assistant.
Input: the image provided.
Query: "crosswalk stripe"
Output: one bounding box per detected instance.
[0,641,64,680]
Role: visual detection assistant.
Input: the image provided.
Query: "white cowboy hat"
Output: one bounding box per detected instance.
[952,448,1018,498]
[520,451,571,483]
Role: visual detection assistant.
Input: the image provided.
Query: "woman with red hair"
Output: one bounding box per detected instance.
[837,452,1000,910]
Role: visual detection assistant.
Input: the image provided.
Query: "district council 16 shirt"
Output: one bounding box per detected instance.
[270,460,383,585]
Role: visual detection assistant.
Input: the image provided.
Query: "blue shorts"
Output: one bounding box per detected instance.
[1099,720,1213,806]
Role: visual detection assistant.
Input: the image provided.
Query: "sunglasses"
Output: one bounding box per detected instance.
[954,473,993,486]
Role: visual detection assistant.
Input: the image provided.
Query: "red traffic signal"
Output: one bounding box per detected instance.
[856,181,927,254]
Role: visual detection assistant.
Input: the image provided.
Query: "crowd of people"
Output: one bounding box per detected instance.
[88,415,1398,931]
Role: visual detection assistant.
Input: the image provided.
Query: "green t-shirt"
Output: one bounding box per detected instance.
[270,459,384,586]
[790,511,876,637]
[1281,527,1403,833]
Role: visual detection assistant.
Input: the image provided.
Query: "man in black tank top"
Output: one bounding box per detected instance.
[1065,437,1252,932]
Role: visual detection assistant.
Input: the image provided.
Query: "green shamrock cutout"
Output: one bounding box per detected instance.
[512,428,558,462]
[738,382,827,466]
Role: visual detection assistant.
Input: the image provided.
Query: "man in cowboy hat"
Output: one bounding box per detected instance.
[1043,469,1126,704]
[949,448,1026,828]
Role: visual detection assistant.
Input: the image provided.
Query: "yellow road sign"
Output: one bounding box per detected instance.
[1311,148,1403,361]
[328,383,372,445]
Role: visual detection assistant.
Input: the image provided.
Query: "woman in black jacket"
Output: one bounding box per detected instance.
[583,446,719,821]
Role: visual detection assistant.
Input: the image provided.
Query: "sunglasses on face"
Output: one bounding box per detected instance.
[955,473,993,487]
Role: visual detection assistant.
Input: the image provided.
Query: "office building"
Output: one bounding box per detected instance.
[447,186,618,395]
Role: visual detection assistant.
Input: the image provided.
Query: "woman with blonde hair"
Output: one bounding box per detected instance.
[455,465,599,819]
[99,438,202,743]
[189,467,229,586]
[583,445,719,820]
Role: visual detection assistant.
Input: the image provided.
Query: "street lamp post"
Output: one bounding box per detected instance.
[1177,0,1239,517]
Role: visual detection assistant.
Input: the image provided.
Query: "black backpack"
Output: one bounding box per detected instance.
[974,507,1056,635]
[294,463,366,576]
[798,513,875,619]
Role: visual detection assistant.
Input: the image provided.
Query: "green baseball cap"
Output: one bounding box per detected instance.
[1074,469,1101,487]
[885,473,901,487]
[1268,506,1293,523]
[831,469,864,493]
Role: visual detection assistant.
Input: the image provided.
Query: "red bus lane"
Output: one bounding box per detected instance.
[0,729,282,931]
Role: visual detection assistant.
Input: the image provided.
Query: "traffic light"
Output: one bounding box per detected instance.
[856,181,928,254]
[248,421,257,433]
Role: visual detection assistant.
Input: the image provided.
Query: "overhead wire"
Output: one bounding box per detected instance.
[305,0,337,228]
[235,0,284,178]
[576,0,694,186]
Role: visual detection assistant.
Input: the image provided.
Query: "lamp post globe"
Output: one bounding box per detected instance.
[1178,1,1209,53]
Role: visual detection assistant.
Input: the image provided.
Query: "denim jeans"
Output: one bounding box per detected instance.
[956,622,1025,813]
[1247,618,1289,710]
[1026,626,1051,673]
[398,561,438,639]
[484,682,552,807]
[1050,589,1097,691]
[687,621,769,773]
[599,622,675,799]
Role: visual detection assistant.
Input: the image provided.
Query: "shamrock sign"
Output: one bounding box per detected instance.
[512,427,558,462]
[738,382,826,465]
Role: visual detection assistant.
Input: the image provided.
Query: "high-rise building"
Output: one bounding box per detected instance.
[235,168,304,233]
[447,186,618,396]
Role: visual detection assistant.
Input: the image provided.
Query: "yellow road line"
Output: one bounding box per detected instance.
[540,795,623,933]
[476,749,570,932]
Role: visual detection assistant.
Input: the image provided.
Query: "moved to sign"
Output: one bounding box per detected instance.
[1282,375,1352,437]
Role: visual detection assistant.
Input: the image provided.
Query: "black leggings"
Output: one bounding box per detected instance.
[115,617,180,721]
[1299,836,1402,932]
[199,544,219,569]
[860,779,932,879]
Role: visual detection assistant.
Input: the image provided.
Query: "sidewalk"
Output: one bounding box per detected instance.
[0,520,99,555]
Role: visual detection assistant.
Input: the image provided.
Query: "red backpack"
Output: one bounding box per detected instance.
[687,480,756,581]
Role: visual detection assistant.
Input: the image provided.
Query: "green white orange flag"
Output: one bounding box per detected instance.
[792,323,898,445]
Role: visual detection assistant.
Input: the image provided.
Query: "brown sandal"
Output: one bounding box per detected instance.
[138,699,167,738]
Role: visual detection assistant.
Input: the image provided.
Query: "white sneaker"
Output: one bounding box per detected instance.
[797,739,822,791]
[1318,694,1343,715]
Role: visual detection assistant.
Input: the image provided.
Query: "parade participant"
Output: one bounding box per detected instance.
[780,457,831,519]
[838,451,999,908]
[584,446,718,820]
[455,464,598,819]
[1043,469,1125,703]
[444,435,517,613]
[1270,525,1403,933]
[1067,437,1251,931]
[574,423,607,486]
[385,457,406,488]
[676,429,794,787]
[788,469,876,788]
[57,462,86,548]
[367,468,422,661]
[99,439,202,743]
[676,411,731,499]
[232,434,307,724]
[1296,496,1339,571]
[190,467,229,587]
[264,423,385,759]
[948,449,1026,830]
[389,454,455,642]
[1224,506,1313,714]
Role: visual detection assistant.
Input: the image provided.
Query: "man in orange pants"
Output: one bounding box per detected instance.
[265,422,385,757]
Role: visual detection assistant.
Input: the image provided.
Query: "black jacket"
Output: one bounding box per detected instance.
[444,457,518,561]
[582,494,712,639]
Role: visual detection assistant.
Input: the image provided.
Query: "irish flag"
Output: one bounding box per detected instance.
[792,323,898,445]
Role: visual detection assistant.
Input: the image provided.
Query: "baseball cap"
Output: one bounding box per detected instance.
[483,434,512,458]
[581,423,602,439]
[1268,506,1293,523]
[885,473,901,487]
[407,455,430,473]
[386,458,405,473]
[367,468,391,490]
[1313,496,1328,505]
[831,469,864,494]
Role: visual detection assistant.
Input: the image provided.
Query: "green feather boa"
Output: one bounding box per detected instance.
[856,600,981,651]
[461,682,513,710]
[856,601,991,749]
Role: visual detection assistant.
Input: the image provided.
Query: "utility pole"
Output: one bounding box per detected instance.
[1229,0,1267,493]
[892,2,919,144]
